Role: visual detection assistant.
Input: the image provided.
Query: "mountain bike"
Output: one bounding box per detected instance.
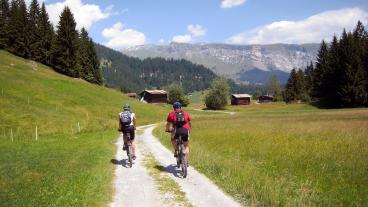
[123,132,133,168]
[176,134,188,178]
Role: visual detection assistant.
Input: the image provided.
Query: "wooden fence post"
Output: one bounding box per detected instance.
[35,126,38,141]
[77,122,80,133]
[10,128,13,142]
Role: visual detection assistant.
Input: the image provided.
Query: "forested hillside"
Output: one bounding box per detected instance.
[95,44,218,93]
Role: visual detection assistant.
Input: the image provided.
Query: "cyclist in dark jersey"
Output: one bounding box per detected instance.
[165,102,191,164]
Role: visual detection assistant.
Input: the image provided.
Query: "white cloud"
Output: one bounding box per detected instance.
[172,24,207,43]
[46,0,110,30]
[227,8,368,44]
[172,34,193,43]
[159,38,165,44]
[187,24,207,37]
[221,0,246,9]
[102,22,146,50]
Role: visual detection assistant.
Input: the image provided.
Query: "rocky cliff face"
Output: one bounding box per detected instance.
[123,42,320,83]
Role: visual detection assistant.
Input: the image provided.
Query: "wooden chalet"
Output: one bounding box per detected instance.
[258,95,274,103]
[140,90,167,103]
[231,94,251,105]
[125,93,137,98]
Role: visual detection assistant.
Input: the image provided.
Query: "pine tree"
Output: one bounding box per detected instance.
[296,69,308,101]
[304,61,314,98]
[76,28,90,79]
[88,39,102,84]
[338,29,367,106]
[51,6,79,77]
[0,0,10,48]
[284,69,297,102]
[7,0,18,53]
[76,28,102,84]
[312,40,330,101]
[10,0,30,58]
[28,0,41,60]
[38,2,53,65]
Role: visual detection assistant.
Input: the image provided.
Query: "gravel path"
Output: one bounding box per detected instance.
[109,129,167,207]
[110,124,242,207]
[193,109,237,115]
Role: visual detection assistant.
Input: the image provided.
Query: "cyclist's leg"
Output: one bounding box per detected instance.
[171,129,178,152]
[130,127,136,157]
[182,129,190,162]
[122,131,128,150]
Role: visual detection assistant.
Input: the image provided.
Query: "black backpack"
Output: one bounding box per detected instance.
[120,111,132,127]
[175,111,186,127]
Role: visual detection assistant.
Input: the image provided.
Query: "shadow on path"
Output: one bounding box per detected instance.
[155,164,184,178]
[111,158,132,168]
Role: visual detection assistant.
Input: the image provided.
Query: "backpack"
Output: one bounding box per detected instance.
[120,111,132,127]
[175,111,186,127]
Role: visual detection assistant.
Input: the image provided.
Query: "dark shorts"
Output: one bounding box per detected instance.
[122,125,135,140]
[174,127,189,142]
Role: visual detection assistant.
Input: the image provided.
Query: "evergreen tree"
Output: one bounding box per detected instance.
[76,28,91,79]
[28,0,41,60]
[296,69,308,101]
[88,39,102,84]
[304,61,314,98]
[51,6,79,77]
[337,29,367,106]
[284,68,297,102]
[38,2,53,65]
[9,0,30,58]
[0,0,10,48]
[76,28,102,84]
[312,40,330,100]
[7,0,18,53]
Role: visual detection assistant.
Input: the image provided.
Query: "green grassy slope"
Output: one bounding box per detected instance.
[0,50,167,206]
[154,103,368,206]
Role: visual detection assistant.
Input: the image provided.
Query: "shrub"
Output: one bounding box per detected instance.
[166,83,189,106]
[204,79,230,109]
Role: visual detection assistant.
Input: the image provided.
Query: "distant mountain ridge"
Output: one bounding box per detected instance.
[123,42,320,83]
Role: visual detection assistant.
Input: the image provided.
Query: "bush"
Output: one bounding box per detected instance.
[166,84,189,106]
[204,79,230,109]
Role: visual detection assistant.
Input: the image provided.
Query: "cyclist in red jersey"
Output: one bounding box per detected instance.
[165,102,191,164]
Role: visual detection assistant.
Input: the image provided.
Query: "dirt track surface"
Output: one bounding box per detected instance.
[110,124,242,207]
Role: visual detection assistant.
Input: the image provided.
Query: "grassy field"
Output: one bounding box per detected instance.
[154,103,368,206]
[0,50,167,206]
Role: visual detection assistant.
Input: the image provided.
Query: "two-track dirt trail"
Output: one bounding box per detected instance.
[110,124,242,207]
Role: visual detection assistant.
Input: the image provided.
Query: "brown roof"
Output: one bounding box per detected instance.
[126,93,137,97]
[143,90,167,95]
[232,94,251,98]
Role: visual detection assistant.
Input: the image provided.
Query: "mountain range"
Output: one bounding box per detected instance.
[123,42,320,84]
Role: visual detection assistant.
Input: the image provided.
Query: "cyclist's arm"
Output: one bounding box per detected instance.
[118,116,122,131]
[133,115,137,129]
[165,122,172,132]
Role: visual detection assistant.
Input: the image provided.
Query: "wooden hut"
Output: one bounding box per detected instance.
[231,94,251,105]
[140,90,167,103]
[125,93,137,98]
[258,95,274,103]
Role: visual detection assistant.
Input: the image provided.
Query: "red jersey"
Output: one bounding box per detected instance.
[167,109,191,130]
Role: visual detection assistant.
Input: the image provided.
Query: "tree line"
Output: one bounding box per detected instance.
[284,21,368,107]
[0,0,102,84]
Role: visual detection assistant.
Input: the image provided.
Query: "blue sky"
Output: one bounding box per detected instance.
[36,0,368,50]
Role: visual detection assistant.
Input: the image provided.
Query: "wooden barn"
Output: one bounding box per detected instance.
[231,94,251,105]
[258,95,274,103]
[125,93,137,98]
[140,90,167,103]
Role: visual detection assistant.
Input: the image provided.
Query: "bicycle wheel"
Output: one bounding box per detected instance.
[180,144,187,178]
[127,143,133,168]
